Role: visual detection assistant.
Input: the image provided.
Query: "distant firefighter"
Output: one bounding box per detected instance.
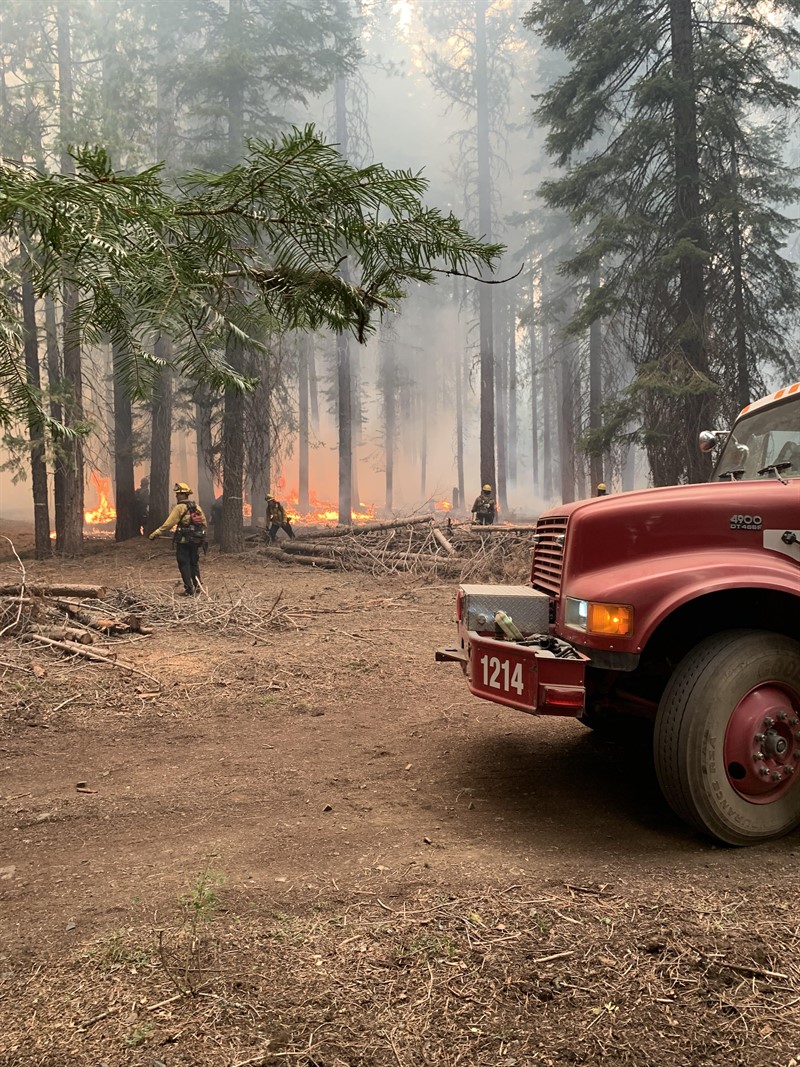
[596,482,608,496]
[266,494,296,544]
[471,484,497,526]
[133,476,149,536]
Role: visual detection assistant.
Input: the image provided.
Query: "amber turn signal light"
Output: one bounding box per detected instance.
[587,602,633,636]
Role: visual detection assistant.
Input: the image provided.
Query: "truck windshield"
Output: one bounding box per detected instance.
[715,395,800,481]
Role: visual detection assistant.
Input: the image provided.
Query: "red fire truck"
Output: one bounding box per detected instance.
[437,383,800,845]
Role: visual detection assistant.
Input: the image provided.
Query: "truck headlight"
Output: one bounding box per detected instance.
[565,597,633,637]
[564,598,588,629]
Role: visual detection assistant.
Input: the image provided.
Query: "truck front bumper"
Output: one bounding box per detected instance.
[437,629,588,717]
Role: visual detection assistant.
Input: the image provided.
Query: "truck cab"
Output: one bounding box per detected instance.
[437,384,800,845]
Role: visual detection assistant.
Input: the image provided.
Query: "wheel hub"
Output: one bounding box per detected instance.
[724,685,800,802]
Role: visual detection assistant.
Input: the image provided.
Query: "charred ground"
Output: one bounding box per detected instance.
[0,523,798,1067]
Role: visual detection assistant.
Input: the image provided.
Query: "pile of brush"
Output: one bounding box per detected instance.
[0,582,152,653]
[269,515,538,582]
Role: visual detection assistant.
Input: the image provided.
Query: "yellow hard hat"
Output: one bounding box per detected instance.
[482,484,492,491]
[597,483,607,491]
[174,482,192,494]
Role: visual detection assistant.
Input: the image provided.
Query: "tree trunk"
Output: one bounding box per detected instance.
[669,0,713,484]
[335,72,353,524]
[298,335,310,513]
[111,341,137,540]
[21,272,51,558]
[249,359,270,525]
[557,334,576,505]
[383,337,395,513]
[59,280,84,556]
[57,1,83,557]
[220,0,246,551]
[176,420,188,476]
[588,270,604,494]
[455,345,465,511]
[495,305,508,513]
[221,339,245,552]
[149,347,172,533]
[195,391,215,516]
[529,316,539,497]
[728,150,749,410]
[419,388,428,501]
[309,342,320,432]
[336,328,353,524]
[475,0,496,491]
[45,296,65,546]
[507,293,518,489]
[541,321,553,504]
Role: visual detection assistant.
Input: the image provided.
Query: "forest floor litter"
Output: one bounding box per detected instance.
[0,519,798,1067]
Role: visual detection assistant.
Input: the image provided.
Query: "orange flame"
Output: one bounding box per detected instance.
[271,475,377,525]
[84,473,117,526]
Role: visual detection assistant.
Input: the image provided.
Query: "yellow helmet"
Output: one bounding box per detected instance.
[597,483,607,491]
[482,484,492,491]
[174,482,192,494]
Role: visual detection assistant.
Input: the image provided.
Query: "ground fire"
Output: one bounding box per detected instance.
[84,473,116,527]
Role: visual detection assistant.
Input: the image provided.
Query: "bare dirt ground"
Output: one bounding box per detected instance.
[1,519,799,1067]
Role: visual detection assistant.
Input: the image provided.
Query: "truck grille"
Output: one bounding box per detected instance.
[531,515,567,597]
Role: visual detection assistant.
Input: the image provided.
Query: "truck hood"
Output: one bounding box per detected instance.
[545,479,800,583]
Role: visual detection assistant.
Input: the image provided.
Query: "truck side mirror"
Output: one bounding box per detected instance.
[699,429,727,453]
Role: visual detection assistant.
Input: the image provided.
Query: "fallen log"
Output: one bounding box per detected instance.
[22,634,161,683]
[432,527,457,555]
[280,541,340,557]
[295,516,433,540]
[467,525,537,534]
[272,551,337,569]
[55,600,147,634]
[29,625,95,645]
[280,542,445,565]
[0,583,107,599]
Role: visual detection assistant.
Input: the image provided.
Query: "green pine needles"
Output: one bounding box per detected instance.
[0,126,503,429]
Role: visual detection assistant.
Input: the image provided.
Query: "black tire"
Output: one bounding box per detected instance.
[654,629,800,846]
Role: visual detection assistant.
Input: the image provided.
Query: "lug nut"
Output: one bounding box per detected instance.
[791,717,799,726]
[785,765,795,776]
[754,752,765,762]
[794,750,800,759]
[772,770,783,781]
[764,717,775,728]
[754,733,766,743]
[759,767,770,777]
[778,711,787,721]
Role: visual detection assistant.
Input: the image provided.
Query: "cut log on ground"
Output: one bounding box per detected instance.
[431,527,457,555]
[0,584,107,598]
[21,634,161,683]
[295,516,434,540]
[468,525,537,534]
[28,626,95,645]
[272,552,337,569]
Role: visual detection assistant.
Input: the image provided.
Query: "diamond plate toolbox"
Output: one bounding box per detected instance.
[460,584,550,634]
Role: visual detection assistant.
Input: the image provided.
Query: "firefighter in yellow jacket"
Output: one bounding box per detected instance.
[266,493,295,544]
[148,483,208,596]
